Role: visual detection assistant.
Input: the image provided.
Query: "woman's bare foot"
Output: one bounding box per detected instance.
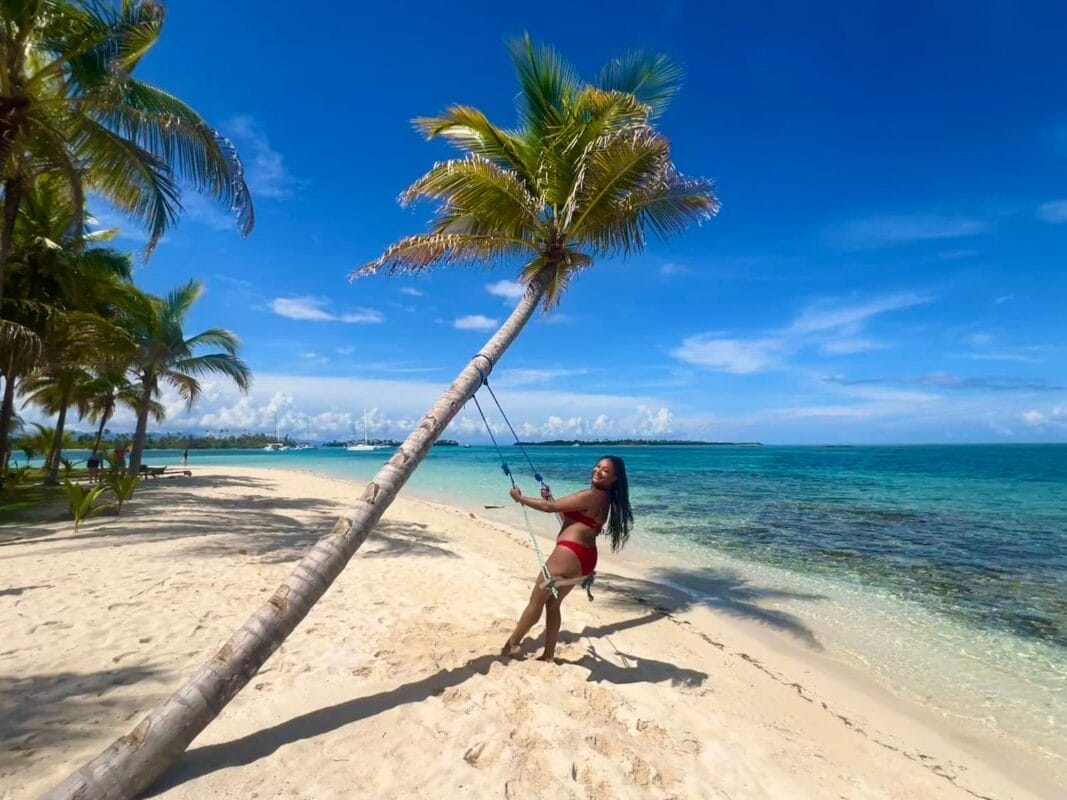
[536,652,556,663]
[501,638,522,658]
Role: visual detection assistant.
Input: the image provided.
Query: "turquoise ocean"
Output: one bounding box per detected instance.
[125,444,1064,771]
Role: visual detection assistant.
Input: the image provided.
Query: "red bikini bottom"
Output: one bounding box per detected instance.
[556,539,597,576]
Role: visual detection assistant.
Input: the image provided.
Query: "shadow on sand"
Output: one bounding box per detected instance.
[0,666,163,772]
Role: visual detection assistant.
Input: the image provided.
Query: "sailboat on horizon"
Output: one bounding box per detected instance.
[264,411,289,451]
[346,408,381,452]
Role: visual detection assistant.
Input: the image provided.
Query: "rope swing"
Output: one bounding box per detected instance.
[469,354,595,601]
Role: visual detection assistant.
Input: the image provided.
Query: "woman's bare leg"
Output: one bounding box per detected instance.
[538,585,575,661]
[502,585,549,657]
[503,546,581,658]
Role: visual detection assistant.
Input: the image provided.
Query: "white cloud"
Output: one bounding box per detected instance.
[400,287,425,297]
[674,292,931,374]
[967,352,1042,364]
[180,192,238,232]
[787,292,930,336]
[494,368,589,388]
[94,373,675,443]
[827,214,989,250]
[486,280,526,301]
[1021,406,1066,428]
[672,336,781,374]
[820,337,884,355]
[994,295,1015,305]
[1037,200,1067,224]
[536,313,573,326]
[454,315,498,330]
[270,296,384,324]
[635,405,673,434]
[336,345,355,355]
[223,115,298,200]
[659,262,693,277]
[1021,410,1045,426]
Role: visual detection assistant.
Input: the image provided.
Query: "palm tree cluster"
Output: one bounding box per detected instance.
[0,0,255,485]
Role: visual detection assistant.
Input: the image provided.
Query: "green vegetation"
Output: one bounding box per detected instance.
[124,281,252,475]
[103,472,139,514]
[0,1,255,488]
[61,480,112,532]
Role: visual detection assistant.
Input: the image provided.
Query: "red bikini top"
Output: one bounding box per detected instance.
[561,510,603,532]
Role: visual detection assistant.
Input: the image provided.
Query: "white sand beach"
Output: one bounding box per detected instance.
[0,466,1060,799]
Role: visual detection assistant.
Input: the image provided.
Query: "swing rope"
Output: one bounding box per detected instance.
[470,354,595,601]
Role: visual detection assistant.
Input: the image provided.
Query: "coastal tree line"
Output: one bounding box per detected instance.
[0,0,254,485]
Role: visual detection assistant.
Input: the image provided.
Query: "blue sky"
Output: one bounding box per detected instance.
[78,1,1067,444]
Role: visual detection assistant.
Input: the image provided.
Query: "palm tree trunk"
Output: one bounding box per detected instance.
[91,409,112,455]
[0,374,16,476]
[45,392,70,486]
[44,277,548,800]
[128,378,153,476]
[0,178,21,316]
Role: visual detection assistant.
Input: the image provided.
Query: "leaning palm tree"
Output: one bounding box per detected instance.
[45,37,718,798]
[125,280,252,476]
[0,0,254,312]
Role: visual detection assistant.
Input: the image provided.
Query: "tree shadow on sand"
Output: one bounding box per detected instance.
[148,610,708,794]
[0,665,162,772]
[178,518,460,564]
[589,567,827,650]
[147,565,823,793]
[0,474,283,548]
[0,473,460,565]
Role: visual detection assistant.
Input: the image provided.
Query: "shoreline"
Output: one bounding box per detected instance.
[1,465,1060,799]
[254,463,1067,795]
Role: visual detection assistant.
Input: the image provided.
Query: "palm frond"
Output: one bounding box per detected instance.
[598,51,684,119]
[159,370,202,408]
[518,249,592,308]
[565,127,670,238]
[160,279,204,324]
[508,34,582,137]
[23,117,85,241]
[183,327,241,355]
[353,232,537,278]
[32,0,163,93]
[541,89,650,209]
[575,170,719,255]
[413,105,534,180]
[89,82,254,235]
[70,115,180,255]
[0,320,43,376]
[403,156,543,239]
[171,352,251,392]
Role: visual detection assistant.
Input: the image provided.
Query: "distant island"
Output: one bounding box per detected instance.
[321,439,462,448]
[517,439,762,447]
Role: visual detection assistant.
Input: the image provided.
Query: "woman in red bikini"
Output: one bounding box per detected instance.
[502,455,633,661]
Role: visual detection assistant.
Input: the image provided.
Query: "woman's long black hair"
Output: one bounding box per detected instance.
[603,455,634,553]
